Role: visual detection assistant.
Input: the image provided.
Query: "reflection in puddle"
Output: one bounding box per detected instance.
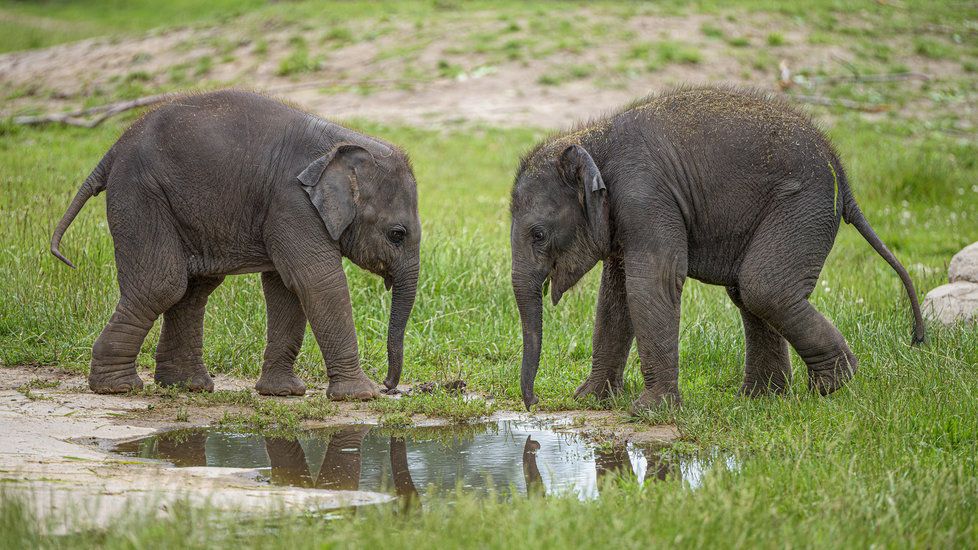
[113,421,735,501]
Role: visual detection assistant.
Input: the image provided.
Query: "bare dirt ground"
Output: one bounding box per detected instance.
[1,10,970,129]
[0,365,678,531]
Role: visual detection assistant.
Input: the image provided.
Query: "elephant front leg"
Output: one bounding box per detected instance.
[575,256,633,402]
[727,286,792,396]
[286,263,378,400]
[154,276,224,392]
[624,249,686,414]
[256,271,307,396]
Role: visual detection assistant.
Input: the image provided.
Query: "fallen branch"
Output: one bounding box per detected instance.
[12,93,172,128]
[779,60,929,90]
[787,93,891,113]
[264,78,427,94]
[809,72,930,85]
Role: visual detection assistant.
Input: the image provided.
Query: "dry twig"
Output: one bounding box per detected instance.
[12,93,172,128]
[787,94,890,113]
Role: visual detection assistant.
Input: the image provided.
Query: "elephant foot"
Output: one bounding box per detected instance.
[89,366,144,394]
[154,363,214,392]
[807,351,857,396]
[628,388,681,416]
[326,373,379,401]
[573,373,623,401]
[256,370,307,396]
[738,374,790,397]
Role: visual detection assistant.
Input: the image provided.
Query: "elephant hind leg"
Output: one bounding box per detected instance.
[90,225,188,394]
[736,198,856,396]
[154,276,224,392]
[726,286,792,396]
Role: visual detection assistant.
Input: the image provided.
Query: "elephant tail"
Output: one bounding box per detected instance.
[838,167,926,346]
[50,155,110,269]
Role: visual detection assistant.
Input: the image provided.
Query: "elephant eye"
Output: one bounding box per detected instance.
[531,227,546,243]
[387,226,406,245]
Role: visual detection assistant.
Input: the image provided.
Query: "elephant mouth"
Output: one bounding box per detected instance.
[383,274,394,291]
[545,271,569,306]
[549,276,564,306]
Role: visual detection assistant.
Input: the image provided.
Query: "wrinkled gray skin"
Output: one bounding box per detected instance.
[511,87,925,413]
[51,90,420,399]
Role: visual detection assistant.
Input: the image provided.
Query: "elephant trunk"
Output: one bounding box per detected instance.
[384,262,418,389]
[514,269,545,410]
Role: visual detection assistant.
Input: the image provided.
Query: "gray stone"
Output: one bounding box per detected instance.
[949,241,978,284]
[922,281,978,325]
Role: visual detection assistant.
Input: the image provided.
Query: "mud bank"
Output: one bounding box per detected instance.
[0,365,678,532]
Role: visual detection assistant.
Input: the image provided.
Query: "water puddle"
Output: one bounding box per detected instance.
[112,420,735,502]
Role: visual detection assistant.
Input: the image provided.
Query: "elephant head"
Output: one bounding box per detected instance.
[510,143,610,409]
[298,140,421,389]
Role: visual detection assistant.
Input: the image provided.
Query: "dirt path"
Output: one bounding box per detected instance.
[0,365,677,531]
[1,9,967,129]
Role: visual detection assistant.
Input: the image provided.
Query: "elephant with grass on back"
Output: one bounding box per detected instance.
[52,90,420,399]
[510,86,925,413]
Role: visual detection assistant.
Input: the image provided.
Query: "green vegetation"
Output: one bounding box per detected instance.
[765,32,786,46]
[700,23,724,39]
[727,36,751,48]
[15,377,59,400]
[624,40,702,72]
[0,0,267,53]
[913,37,956,60]
[277,36,322,77]
[369,389,495,423]
[537,63,595,86]
[3,105,976,547]
[216,394,337,435]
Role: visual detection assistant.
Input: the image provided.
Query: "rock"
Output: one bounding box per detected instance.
[922,281,978,325]
[949,241,978,284]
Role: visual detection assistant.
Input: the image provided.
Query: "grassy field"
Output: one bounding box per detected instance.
[2,0,977,547]
[2,107,977,549]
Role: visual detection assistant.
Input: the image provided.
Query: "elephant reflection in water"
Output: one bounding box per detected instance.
[153,430,210,467]
[151,426,418,501]
[522,437,676,496]
[521,436,545,496]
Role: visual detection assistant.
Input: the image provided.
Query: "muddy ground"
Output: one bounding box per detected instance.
[0,365,678,531]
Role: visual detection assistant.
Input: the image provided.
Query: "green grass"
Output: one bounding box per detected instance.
[765,32,786,46]
[0,0,267,53]
[276,37,322,77]
[1,113,977,405]
[624,40,702,72]
[2,107,976,546]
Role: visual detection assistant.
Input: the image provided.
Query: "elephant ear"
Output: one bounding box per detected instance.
[297,144,372,241]
[559,144,610,257]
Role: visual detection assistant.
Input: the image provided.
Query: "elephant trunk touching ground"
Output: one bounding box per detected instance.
[385,262,419,389]
[513,262,547,409]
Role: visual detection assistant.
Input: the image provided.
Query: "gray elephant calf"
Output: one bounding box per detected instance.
[52,90,420,399]
[511,86,925,412]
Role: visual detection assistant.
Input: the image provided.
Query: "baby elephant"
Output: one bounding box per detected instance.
[511,86,925,413]
[52,90,420,399]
